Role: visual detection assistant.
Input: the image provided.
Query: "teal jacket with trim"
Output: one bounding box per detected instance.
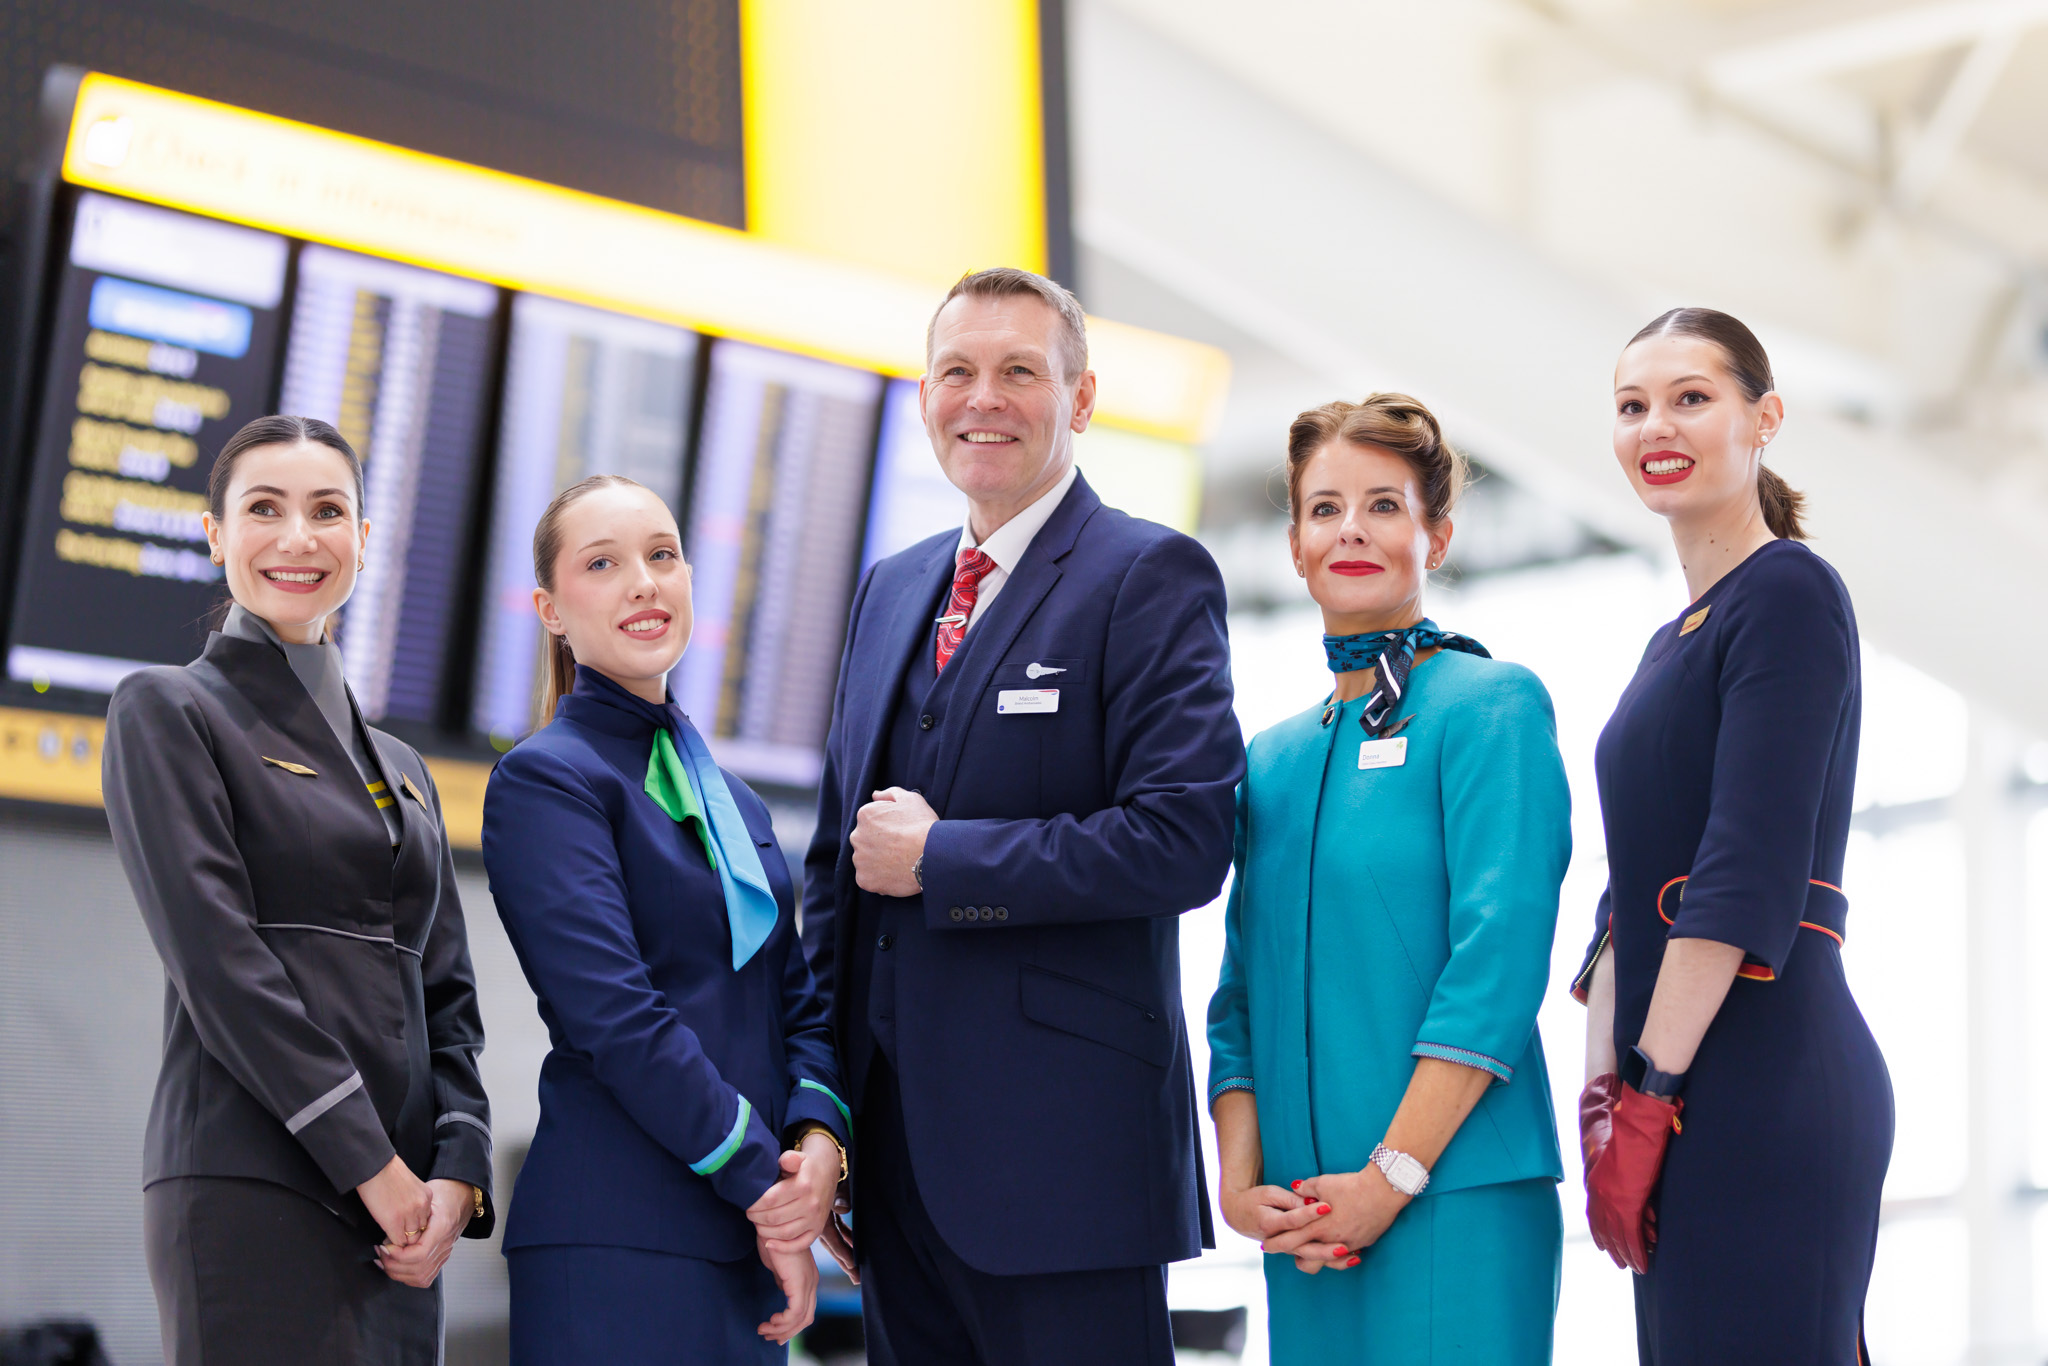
[1207,651,1569,1195]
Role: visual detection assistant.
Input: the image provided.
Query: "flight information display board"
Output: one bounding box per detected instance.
[471,294,698,740]
[5,193,288,693]
[0,194,1077,793]
[278,247,499,725]
[862,377,966,569]
[673,340,882,786]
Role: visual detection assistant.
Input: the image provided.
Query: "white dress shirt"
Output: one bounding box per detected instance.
[952,462,1079,634]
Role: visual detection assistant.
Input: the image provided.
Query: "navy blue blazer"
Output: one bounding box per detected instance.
[803,473,1243,1275]
[483,668,849,1263]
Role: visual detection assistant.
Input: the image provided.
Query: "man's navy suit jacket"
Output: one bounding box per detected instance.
[802,473,1244,1276]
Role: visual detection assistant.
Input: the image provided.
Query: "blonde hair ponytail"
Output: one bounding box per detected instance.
[530,473,645,729]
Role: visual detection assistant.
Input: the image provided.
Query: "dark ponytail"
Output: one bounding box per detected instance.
[531,473,643,728]
[1756,466,1807,543]
[1627,307,1806,540]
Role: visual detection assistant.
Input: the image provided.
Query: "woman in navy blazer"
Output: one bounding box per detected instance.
[483,474,852,1363]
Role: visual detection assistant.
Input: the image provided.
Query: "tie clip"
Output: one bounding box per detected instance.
[934,613,968,626]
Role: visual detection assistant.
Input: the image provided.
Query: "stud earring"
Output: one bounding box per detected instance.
[356,557,365,571]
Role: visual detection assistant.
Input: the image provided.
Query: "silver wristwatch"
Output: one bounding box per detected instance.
[911,855,924,892]
[1369,1143,1431,1197]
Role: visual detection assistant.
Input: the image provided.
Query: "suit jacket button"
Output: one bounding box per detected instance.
[919,714,935,731]
[979,906,993,921]
[994,907,1008,921]
[966,907,981,921]
[949,907,964,922]
[877,934,894,951]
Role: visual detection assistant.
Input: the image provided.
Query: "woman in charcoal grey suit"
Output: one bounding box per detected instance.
[102,415,494,1366]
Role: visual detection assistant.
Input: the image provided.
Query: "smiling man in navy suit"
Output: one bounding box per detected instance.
[801,267,1244,1364]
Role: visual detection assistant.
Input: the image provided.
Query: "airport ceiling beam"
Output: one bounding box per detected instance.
[1700,0,2048,91]
[1071,1,2048,734]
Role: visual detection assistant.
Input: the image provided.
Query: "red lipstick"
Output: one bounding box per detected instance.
[1328,561,1384,577]
[1639,450,1696,486]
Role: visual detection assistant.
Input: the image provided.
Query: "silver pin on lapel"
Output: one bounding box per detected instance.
[1025,662,1066,679]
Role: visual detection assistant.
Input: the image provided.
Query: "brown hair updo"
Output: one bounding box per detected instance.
[1626,307,1806,541]
[530,472,648,727]
[1285,393,1468,527]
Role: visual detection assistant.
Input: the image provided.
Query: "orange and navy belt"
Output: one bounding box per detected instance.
[1657,875,1846,982]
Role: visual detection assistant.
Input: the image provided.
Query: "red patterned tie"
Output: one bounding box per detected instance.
[935,549,997,674]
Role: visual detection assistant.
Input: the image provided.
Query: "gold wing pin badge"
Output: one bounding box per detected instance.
[1680,605,1711,636]
[399,772,429,806]
[261,756,318,776]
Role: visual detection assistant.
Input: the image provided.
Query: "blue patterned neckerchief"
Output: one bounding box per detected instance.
[639,698,780,971]
[1322,618,1490,736]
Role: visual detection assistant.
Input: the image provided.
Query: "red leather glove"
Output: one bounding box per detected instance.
[1578,1072,1620,1178]
[1585,1082,1682,1274]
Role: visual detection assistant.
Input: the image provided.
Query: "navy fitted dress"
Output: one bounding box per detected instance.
[1573,540,1892,1365]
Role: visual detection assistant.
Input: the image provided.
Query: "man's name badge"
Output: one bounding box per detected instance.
[1358,736,1408,770]
[997,689,1060,715]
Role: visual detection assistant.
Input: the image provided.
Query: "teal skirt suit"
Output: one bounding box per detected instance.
[1208,651,1571,1364]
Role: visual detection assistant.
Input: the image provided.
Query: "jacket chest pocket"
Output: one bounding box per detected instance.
[248,751,393,875]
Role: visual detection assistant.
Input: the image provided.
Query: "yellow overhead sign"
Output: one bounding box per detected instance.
[61,72,1228,444]
[742,0,1049,288]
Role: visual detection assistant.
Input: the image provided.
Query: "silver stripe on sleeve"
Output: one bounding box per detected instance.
[435,1111,492,1146]
[257,923,423,959]
[286,1072,365,1135]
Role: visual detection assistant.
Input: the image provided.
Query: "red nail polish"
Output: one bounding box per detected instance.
[1348,1256,1361,1267]
[1291,1180,1302,1189]
[1332,1245,1348,1257]
[1317,1204,1330,1215]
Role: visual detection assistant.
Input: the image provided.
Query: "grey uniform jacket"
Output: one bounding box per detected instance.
[102,630,495,1239]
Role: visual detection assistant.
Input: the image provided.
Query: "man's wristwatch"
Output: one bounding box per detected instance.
[911,854,924,892]
[1368,1143,1431,1197]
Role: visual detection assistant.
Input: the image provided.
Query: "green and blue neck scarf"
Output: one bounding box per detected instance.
[643,702,779,971]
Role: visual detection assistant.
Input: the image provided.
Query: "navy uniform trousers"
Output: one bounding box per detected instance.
[845,623,1175,1366]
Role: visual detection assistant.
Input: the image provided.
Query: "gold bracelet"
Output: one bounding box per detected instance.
[791,1124,848,1184]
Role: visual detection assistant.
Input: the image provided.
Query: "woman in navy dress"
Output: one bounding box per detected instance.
[1574,309,1892,1364]
[483,474,854,1363]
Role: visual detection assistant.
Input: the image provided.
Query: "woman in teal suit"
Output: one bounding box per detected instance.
[1208,394,1571,1363]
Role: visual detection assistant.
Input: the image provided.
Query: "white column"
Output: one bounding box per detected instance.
[1961,707,2032,1363]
